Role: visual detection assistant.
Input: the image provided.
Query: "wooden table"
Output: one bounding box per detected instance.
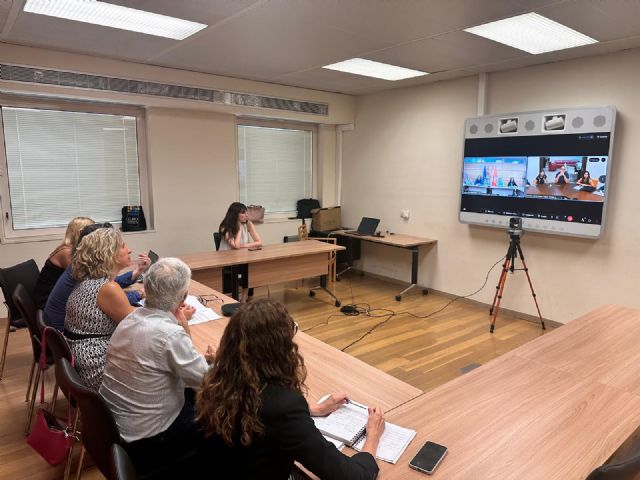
[333,231,436,301]
[378,305,640,479]
[187,280,422,410]
[526,183,604,202]
[181,240,345,306]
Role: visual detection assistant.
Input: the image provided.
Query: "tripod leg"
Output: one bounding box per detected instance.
[490,247,513,316]
[490,257,511,333]
[516,244,546,330]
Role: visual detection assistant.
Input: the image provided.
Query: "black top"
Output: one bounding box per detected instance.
[33,257,66,309]
[555,171,569,184]
[202,384,379,480]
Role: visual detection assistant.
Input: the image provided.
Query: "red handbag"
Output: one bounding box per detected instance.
[26,327,76,465]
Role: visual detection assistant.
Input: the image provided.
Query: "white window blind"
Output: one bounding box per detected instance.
[2,106,141,230]
[238,125,313,214]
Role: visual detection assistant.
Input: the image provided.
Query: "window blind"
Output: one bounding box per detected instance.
[238,125,312,214]
[2,106,141,230]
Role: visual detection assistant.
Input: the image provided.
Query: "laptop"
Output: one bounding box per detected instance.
[345,217,380,236]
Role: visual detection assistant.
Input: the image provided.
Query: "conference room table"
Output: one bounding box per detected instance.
[181,240,345,306]
[332,231,437,301]
[187,280,422,410]
[378,304,640,479]
[526,183,604,201]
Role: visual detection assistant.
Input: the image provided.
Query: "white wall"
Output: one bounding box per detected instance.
[342,48,640,324]
[0,44,352,314]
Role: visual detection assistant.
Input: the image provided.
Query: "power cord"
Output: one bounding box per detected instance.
[303,255,506,351]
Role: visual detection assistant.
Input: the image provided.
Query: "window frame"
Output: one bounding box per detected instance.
[0,94,151,243]
[236,117,318,220]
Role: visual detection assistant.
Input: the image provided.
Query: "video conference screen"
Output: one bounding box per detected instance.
[460,132,611,225]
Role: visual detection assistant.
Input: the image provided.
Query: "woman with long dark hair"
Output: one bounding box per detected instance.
[577,170,597,187]
[219,202,262,301]
[196,300,384,479]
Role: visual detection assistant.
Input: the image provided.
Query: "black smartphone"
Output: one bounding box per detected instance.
[148,250,159,264]
[409,441,448,475]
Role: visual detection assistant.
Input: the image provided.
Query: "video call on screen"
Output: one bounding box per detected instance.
[460,133,611,225]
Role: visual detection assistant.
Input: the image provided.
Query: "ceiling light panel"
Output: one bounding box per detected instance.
[465,13,597,54]
[322,58,428,81]
[23,0,207,40]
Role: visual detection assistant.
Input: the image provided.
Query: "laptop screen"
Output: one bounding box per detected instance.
[357,217,380,234]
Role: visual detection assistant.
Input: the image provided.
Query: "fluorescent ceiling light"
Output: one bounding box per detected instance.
[465,13,597,54]
[24,0,207,40]
[323,58,428,81]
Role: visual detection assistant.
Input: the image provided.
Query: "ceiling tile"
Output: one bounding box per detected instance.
[153,2,391,80]
[273,67,391,95]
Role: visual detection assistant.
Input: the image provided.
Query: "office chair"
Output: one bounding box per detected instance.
[0,259,39,380]
[585,448,640,480]
[598,174,607,192]
[110,444,139,480]
[213,232,234,294]
[12,283,53,435]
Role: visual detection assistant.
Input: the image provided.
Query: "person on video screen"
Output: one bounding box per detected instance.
[577,170,597,188]
[507,177,517,187]
[535,170,547,185]
[555,166,570,185]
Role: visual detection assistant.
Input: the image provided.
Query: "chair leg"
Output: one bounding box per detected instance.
[0,315,10,380]
[50,382,59,412]
[24,366,41,435]
[63,410,81,480]
[25,360,36,402]
[75,446,86,480]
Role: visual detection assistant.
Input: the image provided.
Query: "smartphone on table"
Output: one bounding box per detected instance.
[409,441,448,475]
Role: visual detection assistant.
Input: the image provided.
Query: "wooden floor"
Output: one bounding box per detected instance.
[0,273,552,479]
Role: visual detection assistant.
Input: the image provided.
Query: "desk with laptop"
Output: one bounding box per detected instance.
[332,217,437,301]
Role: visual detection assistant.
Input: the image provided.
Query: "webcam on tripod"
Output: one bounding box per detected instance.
[508,217,524,237]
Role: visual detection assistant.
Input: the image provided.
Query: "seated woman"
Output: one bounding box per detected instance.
[507,177,518,187]
[44,223,150,331]
[219,202,262,302]
[65,228,135,391]
[535,170,547,185]
[196,299,385,480]
[577,170,598,188]
[33,216,94,309]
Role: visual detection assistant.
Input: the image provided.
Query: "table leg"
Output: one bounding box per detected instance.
[395,246,428,301]
[310,274,342,307]
[231,265,239,301]
[336,236,356,280]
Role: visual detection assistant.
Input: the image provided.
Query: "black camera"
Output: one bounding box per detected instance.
[508,217,524,236]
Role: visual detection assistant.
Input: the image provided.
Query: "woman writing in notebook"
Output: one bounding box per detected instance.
[219,202,262,302]
[196,300,385,479]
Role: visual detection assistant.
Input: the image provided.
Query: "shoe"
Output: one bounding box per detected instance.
[10,318,26,329]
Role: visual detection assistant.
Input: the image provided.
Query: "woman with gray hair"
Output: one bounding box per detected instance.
[100,257,214,476]
[65,228,135,391]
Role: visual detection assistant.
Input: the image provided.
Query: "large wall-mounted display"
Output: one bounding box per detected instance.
[459,106,616,238]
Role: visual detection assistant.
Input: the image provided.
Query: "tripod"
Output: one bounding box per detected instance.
[489,231,545,333]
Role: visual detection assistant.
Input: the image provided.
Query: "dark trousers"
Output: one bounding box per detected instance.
[124,389,200,476]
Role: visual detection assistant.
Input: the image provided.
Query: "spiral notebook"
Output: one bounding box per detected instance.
[352,422,417,464]
[312,401,369,446]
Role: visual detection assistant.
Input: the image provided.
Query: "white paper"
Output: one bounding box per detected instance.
[353,422,417,464]
[312,402,368,445]
[184,295,221,325]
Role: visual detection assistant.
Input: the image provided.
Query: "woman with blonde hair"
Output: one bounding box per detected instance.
[64,227,135,391]
[33,216,94,309]
[196,299,384,479]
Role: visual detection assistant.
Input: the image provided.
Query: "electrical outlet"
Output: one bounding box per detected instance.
[401,209,410,220]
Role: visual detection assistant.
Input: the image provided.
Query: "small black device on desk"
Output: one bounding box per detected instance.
[409,441,448,475]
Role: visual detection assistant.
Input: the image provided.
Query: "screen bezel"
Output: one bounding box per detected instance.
[459,107,616,239]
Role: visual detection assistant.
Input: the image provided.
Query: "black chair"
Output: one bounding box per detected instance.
[213,232,234,294]
[12,283,53,435]
[110,444,139,480]
[598,174,607,192]
[585,448,640,480]
[0,259,39,380]
[57,357,120,479]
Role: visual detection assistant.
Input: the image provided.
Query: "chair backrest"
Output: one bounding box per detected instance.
[110,444,139,480]
[56,357,120,477]
[585,450,640,480]
[0,259,39,322]
[213,232,221,251]
[12,283,43,361]
[40,311,74,401]
[599,174,607,184]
